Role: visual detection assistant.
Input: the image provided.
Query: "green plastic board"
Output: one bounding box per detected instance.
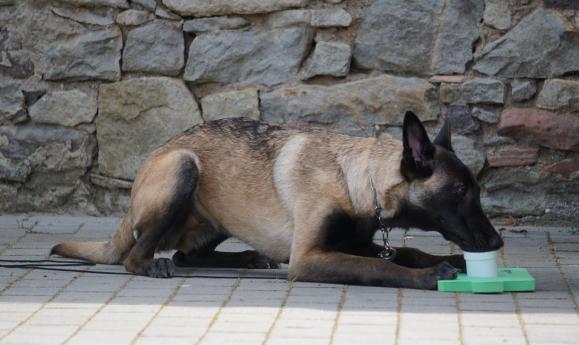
[438,268,535,293]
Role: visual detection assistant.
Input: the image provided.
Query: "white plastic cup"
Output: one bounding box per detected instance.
[463,251,498,278]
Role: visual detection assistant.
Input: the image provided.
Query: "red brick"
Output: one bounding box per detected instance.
[546,160,579,178]
[498,108,579,152]
[487,145,539,167]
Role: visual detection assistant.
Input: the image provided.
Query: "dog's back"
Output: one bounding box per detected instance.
[161,118,385,261]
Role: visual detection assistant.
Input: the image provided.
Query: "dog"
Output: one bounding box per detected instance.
[52,112,503,289]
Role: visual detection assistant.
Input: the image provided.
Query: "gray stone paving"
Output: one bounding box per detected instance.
[0,215,577,345]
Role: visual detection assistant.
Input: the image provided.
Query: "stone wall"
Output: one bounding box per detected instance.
[0,0,578,225]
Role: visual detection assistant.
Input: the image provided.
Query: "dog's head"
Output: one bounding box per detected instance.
[396,111,503,252]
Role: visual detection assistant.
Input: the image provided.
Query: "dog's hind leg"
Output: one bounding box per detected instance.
[122,149,199,278]
[172,233,279,269]
[357,243,465,271]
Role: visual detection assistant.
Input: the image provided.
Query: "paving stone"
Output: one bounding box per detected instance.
[28,311,93,326]
[0,230,26,245]
[398,340,460,345]
[3,333,74,345]
[66,330,136,345]
[462,336,526,345]
[136,336,198,345]
[526,324,579,344]
[1,248,49,256]
[460,301,516,312]
[460,312,523,328]
[0,216,578,343]
[518,297,577,310]
[338,313,396,325]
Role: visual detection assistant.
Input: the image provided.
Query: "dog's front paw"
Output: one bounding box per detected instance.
[146,258,175,278]
[447,254,466,273]
[420,261,459,290]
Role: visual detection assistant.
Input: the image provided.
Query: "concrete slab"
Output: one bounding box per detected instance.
[0,215,577,344]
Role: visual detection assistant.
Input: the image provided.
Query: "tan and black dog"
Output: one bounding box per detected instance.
[52,112,503,290]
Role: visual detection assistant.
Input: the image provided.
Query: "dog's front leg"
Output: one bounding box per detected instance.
[289,202,459,289]
[358,243,466,272]
[290,249,459,289]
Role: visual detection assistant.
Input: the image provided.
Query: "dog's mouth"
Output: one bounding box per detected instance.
[458,242,502,253]
[440,232,463,246]
[441,232,503,252]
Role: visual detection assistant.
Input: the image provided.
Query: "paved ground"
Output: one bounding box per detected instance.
[0,215,577,345]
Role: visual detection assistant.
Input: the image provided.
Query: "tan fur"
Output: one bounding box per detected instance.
[51,214,134,264]
[53,119,409,270]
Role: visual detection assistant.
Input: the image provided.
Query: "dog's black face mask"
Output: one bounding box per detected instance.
[397,112,503,252]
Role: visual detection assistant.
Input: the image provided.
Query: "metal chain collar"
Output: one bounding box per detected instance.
[369,179,397,261]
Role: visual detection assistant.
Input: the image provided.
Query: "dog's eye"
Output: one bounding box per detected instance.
[455,183,467,196]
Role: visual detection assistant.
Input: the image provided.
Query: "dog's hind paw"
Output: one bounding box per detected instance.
[244,251,280,269]
[146,258,175,278]
[172,251,191,267]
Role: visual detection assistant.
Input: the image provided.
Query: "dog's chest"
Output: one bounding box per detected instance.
[321,212,378,252]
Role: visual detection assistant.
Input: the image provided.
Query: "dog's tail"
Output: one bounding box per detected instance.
[50,215,135,264]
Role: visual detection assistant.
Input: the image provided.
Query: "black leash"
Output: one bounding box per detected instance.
[0,259,94,264]
[0,259,288,280]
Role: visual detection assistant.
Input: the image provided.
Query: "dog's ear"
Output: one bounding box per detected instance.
[401,111,434,180]
[433,117,453,152]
